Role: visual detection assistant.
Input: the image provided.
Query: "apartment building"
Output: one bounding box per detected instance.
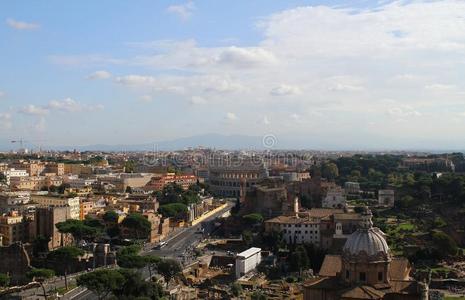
[265,214,321,246]
[10,176,46,191]
[64,164,93,175]
[265,208,362,249]
[32,195,80,220]
[2,168,28,185]
[0,191,31,214]
[79,200,94,220]
[0,212,26,246]
[145,173,198,191]
[10,161,46,176]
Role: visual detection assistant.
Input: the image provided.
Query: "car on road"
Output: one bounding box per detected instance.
[154,241,167,249]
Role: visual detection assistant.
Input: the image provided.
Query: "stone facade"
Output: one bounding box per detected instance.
[35,206,73,250]
[208,158,268,198]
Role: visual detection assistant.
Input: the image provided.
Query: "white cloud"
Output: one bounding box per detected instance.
[201,76,244,93]
[190,96,207,105]
[87,70,112,80]
[115,74,243,95]
[260,1,465,58]
[0,91,5,98]
[6,18,39,30]
[166,1,195,20]
[387,106,422,118]
[424,83,456,91]
[19,99,103,117]
[18,105,49,116]
[0,113,12,130]
[327,83,364,92]
[226,112,237,121]
[115,75,186,93]
[216,46,277,68]
[270,84,301,96]
[323,76,365,92]
[48,98,104,112]
[129,40,277,71]
[49,55,123,66]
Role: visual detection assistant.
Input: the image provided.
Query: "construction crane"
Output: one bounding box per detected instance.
[11,139,46,152]
[11,139,27,148]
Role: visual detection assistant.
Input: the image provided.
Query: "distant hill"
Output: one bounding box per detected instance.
[0,134,300,152]
[67,134,268,151]
[1,134,463,152]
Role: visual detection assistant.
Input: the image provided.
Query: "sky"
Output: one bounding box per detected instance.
[1,0,465,150]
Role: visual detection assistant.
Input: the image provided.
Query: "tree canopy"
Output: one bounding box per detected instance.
[242,213,264,224]
[77,268,164,300]
[77,269,125,300]
[321,162,339,181]
[158,203,188,219]
[56,219,101,242]
[121,213,151,240]
[0,273,10,288]
[156,182,201,205]
[103,210,119,223]
[156,259,182,287]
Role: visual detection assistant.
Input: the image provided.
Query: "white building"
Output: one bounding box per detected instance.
[378,190,395,207]
[0,191,32,214]
[266,215,321,246]
[235,247,262,278]
[33,196,81,220]
[68,178,96,189]
[2,168,28,185]
[322,187,347,209]
[344,182,360,195]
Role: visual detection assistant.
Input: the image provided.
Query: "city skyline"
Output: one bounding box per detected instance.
[2,0,465,150]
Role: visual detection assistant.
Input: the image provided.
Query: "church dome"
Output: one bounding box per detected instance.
[343,207,390,260]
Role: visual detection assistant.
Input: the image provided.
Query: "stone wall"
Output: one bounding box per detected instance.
[0,242,31,285]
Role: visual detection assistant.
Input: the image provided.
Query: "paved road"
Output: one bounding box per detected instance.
[12,270,93,299]
[68,201,234,300]
[145,201,234,262]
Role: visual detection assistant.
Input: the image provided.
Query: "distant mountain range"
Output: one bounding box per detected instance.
[0,134,304,152]
[65,134,271,151]
[1,134,463,152]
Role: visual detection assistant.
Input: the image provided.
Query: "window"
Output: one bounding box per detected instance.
[378,272,383,281]
[359,272,366,282]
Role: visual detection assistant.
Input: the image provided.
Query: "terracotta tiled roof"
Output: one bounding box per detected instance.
[341,285,385,299]
[264,215,319,224]
[304,277,341,290]
[389,258,411,281]
[318,255,342,277]
[334,213,362,220]
[306,208,344,218]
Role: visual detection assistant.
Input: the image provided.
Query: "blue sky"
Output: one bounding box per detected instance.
[1,0,465,150]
